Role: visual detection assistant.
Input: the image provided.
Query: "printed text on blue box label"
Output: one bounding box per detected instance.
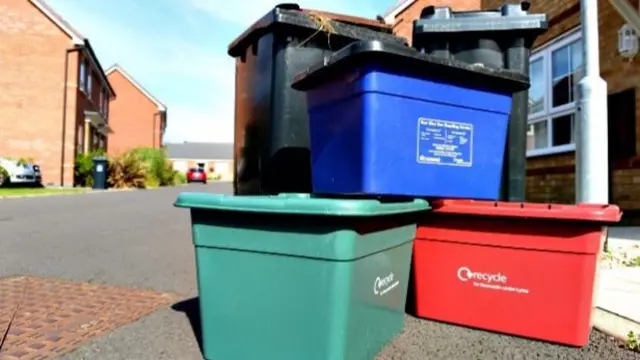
[416,118,473,167]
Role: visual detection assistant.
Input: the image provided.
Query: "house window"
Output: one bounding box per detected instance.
[87,72,93,98]
[103,89,109,116]
[527,30,584,157]
[79,59,87,92]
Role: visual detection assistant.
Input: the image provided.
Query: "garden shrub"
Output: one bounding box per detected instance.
[128,147,175,186]
[173,171,187,185]
[107,151,147,189]
[74,149,106,187]
[74,147,180,189]
[0,165,8,187]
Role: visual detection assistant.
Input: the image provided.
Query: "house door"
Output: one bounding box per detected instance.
[607,88,637,202]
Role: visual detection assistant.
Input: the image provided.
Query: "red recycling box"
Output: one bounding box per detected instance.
[411,200,622,347]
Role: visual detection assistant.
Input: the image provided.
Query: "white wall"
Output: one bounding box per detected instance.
[215,162,229,174]
[172,160,188,173]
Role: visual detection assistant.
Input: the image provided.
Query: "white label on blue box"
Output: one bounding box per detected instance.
[416,117,473,167]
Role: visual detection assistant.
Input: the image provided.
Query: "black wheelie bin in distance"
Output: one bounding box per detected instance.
[228,3,407,195]
[412,1,548,201]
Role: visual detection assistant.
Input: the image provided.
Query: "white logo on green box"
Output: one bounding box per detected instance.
[374,272,399,296]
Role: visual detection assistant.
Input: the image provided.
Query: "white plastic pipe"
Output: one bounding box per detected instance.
[576,0,609,204]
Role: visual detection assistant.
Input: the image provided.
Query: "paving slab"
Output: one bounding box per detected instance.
[595,267,640,340]
[594,228,640,341]
[0,276,178,360]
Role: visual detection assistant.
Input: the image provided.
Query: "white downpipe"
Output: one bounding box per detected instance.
[575,0,609,204]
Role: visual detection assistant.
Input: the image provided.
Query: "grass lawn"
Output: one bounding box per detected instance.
[0,187,88,197]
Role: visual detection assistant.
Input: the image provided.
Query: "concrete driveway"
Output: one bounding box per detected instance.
[0,183,637,360]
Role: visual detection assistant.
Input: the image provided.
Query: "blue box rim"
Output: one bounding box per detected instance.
[291,40,530,93]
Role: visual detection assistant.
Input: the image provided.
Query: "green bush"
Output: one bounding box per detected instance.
[128,147,175,186]
[73,147,180,188]
[108,151,147,189]
[74,149,106,187]
[628,331,639,351]
[173,171,187,185]
[0,165,9,187]
[206,172,224,181]
[16,157,35,166]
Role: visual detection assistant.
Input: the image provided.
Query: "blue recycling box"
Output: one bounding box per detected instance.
[291,40,530,199]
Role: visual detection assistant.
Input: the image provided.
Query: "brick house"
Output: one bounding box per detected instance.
[0,0,115,186]
[383,0,482,40]
[384,0,640,217]
[166,142,234,181]
[105,64,167,156]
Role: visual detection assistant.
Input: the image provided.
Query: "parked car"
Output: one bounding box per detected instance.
[0,158,42,186]
[186,167,207,184]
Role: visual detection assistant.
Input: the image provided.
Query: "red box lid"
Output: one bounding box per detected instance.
[430,200,622,223]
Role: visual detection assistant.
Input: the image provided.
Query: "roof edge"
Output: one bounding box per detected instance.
[381,0,417,23]
[83,40,116,97]
[30,1,115,97]
[106,64,167,111]
[29,0,84,44]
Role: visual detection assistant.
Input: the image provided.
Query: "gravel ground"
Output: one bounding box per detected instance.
[378,317,640,360]
[0,182,638,359]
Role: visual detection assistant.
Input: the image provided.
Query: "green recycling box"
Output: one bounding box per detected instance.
[174,193,430,360]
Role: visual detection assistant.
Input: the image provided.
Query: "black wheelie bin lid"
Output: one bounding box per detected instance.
[291,40,530,94]
[413,1,548,36]
[228,3,406,57]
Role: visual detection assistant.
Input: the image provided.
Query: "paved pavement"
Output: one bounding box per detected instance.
[0,183,638,360]
[594,232,640,340]
[600,267,640,324]
[596,268,640,336]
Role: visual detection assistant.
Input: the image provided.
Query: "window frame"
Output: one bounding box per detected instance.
[79,59,87,92]
[103,89,109,117]
[527,29,582,158]
[99,88,104,111]
[87,72,93,99]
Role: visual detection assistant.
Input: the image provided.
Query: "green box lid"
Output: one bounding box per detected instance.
[174,193,430,216]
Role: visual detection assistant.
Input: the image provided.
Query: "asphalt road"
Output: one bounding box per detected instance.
[0,183,638,360]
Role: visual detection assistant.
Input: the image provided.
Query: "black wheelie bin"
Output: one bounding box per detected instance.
[412,1,548,201]
[228,3,406,195]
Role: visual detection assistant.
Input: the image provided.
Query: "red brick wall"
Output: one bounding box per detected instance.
[388,0,640,210]
[76,61,110,153]
[0,0,78,185]
[482,0,640,209]
[106,69,162,156]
